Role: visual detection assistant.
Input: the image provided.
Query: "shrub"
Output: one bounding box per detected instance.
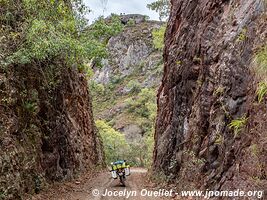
[143,131,154,167]
[1,1,123,68]
[96,120,130,164]
[125,80,141,94]
[229,116,248,137]
[126,132,154,167]
[88,14,124,42]
[152,25,166,50]
[127,19,135,26]
[126,88,157,118]
[89,81,106,96]
[236,28,247,42]
[110,75,122,85]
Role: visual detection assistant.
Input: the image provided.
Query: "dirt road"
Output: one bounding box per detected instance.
[30,168,173,200]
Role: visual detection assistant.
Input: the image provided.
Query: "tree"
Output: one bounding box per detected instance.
[2,0,123,69]
[126,88,157,119]
[147,0,171,21]
[96,120,130,164]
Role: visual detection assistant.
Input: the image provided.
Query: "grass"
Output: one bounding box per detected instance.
[254,45,267,103]
[215,133,223,144]
[255,45,267,77]
[229,116,248,137]
[256,82,267,103]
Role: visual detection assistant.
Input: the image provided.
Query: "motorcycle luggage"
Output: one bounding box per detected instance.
[125,167,130,176]
[111,170,117,179]
[112,165,117,170]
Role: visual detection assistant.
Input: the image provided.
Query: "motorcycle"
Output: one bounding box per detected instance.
[117,168,126,186]
[110,161,130,186]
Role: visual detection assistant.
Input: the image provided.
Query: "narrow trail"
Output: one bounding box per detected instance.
[30,168,174,200]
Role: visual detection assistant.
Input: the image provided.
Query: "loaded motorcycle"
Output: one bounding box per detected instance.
[110,160,130,186]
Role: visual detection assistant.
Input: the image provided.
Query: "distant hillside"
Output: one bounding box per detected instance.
[90,15,165,166]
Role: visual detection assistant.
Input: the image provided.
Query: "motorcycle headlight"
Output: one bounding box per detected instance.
[111,162,113,165]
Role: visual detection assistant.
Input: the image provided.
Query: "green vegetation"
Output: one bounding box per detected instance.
[215,133,223,145]
[127,131,154,167]
[255,45,267,77]
[125,88,157,167]
[126,88,157,119]
[96,119,154,167]
[176,60,182,65]
[193,56,202,64]
[0,190,6,200]
[86,13,162,168]
[256,82,267,103]
[1,0,123,68]
[127,18,136,26]
[87,14,123,44]
[89,80,116,115]
[152,25,166,50]
[96,120,130,164]
[23,101,38,114]
[125,80,141,94]
[89,81,106,96]
[255,46,267,103]
[237,28,247,42]
[229,116,248,137]
[91,77,157,167]
[147,0,170,20]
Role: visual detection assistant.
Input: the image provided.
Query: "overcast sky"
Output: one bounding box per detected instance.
[84,0,160,23]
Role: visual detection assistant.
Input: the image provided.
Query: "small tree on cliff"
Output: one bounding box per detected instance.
[147,0,171,21]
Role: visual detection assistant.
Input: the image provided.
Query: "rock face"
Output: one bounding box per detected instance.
[120,14,148,25]
[93,18,164,87]
[0,1,104,198]
[0,65,104,199]
[92,17,164,139]
[153,0,267,196]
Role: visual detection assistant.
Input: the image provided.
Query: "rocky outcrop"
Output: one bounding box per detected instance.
[153,0,267,196]
[0,63,104,199]
[120,14,148,25]
[92,17,164,139]
[93,17,164,87]
[0,2,104,199]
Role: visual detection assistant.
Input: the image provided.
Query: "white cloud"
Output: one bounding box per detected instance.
[84,0,160,23]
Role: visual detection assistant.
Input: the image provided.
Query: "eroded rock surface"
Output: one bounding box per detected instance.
[0,65,104,199]
[153,0,267,196]
[92,17,164,139]
[93,18,164,87]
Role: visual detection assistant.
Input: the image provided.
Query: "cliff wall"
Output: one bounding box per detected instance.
[153,0,267,196]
